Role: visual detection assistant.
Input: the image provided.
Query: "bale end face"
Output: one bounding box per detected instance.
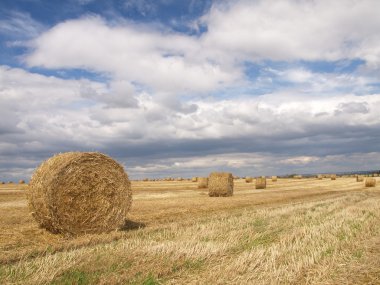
[208,172,233,197]
[365,178,376,187]
[28,152,132,235]
[256,177,266,189]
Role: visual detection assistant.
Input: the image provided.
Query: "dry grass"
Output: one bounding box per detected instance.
[0,178,379,284]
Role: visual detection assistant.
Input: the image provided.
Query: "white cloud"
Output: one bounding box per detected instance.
[0,11,45,39]
[25,16,241,95]
[202,0,380,66]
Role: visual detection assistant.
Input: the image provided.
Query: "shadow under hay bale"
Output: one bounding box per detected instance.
[256,177,266,189]
[120,220,146,231]
[198,177,208,189]
[208,172,233,197]
[365,178,376,187]
[28,152,132,236]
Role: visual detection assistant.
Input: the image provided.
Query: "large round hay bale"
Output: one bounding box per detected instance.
[198,177,208,189]
[365,178,376,187]
[28,152,132,235]
[208,172,233,197]
[256,177,266,189]
[245,176,253,183]
[271,176,277,182]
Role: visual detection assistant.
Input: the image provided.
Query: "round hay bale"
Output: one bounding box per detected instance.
[256,177,266,189]
[356,175,364,182]
[191,177,198,182]
[271,176,277,182]
[317,174,323,180]
[365,178,376,187]
[245,176,253,183]
[198,177,208,189]
[19,179,25,184]
[28,152,132,235]
[8,181,13,184]
[208,172,233,197]
[331,174,337,180]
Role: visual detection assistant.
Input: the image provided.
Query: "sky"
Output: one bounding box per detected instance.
[1,0,380,180]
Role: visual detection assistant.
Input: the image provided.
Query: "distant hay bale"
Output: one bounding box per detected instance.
[198,177,208,189]
[143,178,149,181]
[245,176,253,183]
[19,179,25,184]
[8,181,13,184]
[28,152,132,235]
[365,178,376,187]
[256,177,266,189]
[331,174,336,180]
[0,181,4,184]
[317,174,323,180]
[356,176,364,182]
[271,176,277,182]
[294,175,302,179]
[191,177,198,182]
[233,176,239,180]
[208,172,233,197]
[374,173,379,177]
[176,177,183,181]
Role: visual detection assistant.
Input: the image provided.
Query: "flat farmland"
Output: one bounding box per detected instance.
[0,178,379,284]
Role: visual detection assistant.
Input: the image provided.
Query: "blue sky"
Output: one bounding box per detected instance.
[1,0,380,180]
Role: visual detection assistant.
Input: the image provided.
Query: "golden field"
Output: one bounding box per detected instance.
[0,177,379,284]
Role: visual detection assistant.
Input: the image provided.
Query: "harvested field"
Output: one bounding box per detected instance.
[0,177,379,284]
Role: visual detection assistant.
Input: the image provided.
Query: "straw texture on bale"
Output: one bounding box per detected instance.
[192,177,198,182]
[198,177,208,189]
[208,172,233,197]
[245,177,253,183]
[331,174,337,180]
[365,178,376,187]
[256,177,266,189]
[356,176,364,182]
[271,176,277,182]
[28,152,132,235]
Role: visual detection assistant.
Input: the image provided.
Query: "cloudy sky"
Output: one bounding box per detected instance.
[1,0,380,180]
